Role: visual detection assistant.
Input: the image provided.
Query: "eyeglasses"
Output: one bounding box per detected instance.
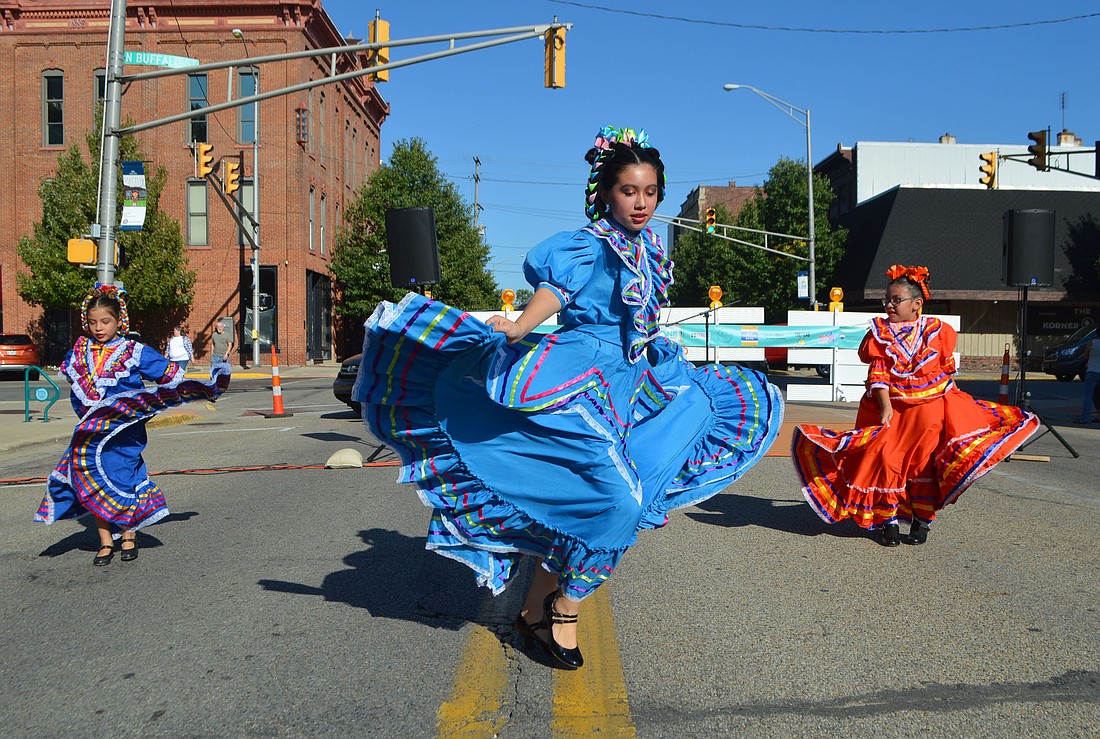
[881,296,917,307]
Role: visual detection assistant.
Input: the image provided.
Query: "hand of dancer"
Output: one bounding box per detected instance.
[873,387,893,425]
[485,287,562,345]
[486,315,526,344]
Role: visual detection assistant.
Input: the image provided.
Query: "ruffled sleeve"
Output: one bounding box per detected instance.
[523,230,596,307]
[934,320,958,375]
[135,342,184,384]
[858,330,890,390]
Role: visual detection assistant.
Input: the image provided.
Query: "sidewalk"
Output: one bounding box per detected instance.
[0,363,341,453]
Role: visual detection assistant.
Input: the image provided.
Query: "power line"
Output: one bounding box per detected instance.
[550,1,1100,34]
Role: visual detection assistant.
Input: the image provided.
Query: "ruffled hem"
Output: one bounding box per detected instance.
[356,295,782,599]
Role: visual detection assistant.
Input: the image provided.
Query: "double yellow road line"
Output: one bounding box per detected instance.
[436,588,636,737]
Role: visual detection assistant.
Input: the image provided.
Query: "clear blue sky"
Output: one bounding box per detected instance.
[322,0,1100,294]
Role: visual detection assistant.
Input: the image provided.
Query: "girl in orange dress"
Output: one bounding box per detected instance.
[792,265,1039,546]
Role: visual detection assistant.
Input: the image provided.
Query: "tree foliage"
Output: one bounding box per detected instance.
[16,116,196,329]
[331,138,497,318]
[670,158,847,322]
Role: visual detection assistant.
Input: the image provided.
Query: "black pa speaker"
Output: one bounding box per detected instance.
[385,206,441,288]
[1002,209,1055,287]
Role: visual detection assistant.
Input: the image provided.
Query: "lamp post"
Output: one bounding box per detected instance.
[723,83,817,308]
[233,28,261,366]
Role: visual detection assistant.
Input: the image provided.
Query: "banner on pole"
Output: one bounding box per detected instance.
[797,270,809,299]
[120,161,147,231]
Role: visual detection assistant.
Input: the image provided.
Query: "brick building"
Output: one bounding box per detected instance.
[0,0,388,365]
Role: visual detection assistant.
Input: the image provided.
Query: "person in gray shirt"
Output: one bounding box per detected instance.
[209,320,235,378]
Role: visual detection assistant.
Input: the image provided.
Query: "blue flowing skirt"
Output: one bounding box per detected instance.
[355,294,783,599]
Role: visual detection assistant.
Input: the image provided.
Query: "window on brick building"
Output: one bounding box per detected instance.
[187,180,208,246]
[42,70,64,147]
[238,179,255,246]
[343,119,350,184]
[94,69,106,105]
[307,87,314,154]
[237,68,257,144]
[320,192,326,256]
[188,73,208,143]
[319,92,326,164]
[309,187,315,251]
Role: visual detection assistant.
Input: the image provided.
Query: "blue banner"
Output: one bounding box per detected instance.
[119,161,146,232]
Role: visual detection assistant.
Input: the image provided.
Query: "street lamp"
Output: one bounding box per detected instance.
[233,28,261,366]
[723,83,817,308]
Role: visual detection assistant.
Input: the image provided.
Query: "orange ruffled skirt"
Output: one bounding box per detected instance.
[792,389,1038,528]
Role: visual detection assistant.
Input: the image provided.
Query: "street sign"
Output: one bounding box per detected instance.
[123,50,199,69]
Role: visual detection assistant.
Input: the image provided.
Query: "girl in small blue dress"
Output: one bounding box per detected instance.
[354,126,783,668]
[35,285,230,565]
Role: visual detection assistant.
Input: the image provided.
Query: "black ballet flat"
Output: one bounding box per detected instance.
[903,521,929,545]
[93,544,115,566]
[119,536,138,562]
[515,612,544,649]
[541,592,583,669]
[879,523,901,547]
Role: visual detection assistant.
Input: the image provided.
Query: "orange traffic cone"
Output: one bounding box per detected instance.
[260,346,293,418]
[998,343,1011,405]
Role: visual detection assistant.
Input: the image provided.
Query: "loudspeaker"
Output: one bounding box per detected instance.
[1002,209,1055,287]
[385,206,441,288]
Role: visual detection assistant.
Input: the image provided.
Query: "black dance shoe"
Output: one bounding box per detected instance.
[93,544,115,566]
[514,611,544,650]
[879,523,901,547]
[541,592,584,669]
[120,536,138,561]
[903,521,929,545]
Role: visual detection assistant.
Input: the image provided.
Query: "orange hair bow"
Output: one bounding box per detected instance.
[885,264,931,299]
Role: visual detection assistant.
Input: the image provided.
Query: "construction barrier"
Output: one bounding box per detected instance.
[999,343,1011,404]
[259,346,293,418]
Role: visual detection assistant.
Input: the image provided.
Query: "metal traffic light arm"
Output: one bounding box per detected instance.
[652,214,811,262]
[999,147,1100,180]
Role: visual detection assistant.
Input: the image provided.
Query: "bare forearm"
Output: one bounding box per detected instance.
[513,288,562,334]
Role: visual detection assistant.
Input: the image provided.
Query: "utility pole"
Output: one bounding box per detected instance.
[234,29,261,367]
[472,156,483,229]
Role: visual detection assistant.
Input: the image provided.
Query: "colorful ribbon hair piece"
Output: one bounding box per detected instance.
[80,282,130,335]
[585,125,653,222]
[885,264,931,300]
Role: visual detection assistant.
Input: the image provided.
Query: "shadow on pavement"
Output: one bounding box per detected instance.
[258,527,492,632]
[686,492,869,540]
[35,512,195,556]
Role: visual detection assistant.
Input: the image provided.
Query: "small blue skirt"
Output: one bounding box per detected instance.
[355,294,783,599]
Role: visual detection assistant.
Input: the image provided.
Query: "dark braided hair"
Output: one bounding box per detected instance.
[584,141,666,222]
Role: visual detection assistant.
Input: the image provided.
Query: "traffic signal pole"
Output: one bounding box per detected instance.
[94,0,127,286]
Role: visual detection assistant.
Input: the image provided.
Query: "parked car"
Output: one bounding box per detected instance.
[333,353,362,413]
[764,324,830,379]
[1042,325,1097,381]
[0,334,41,380]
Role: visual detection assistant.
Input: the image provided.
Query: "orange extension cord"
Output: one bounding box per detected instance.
[0,460,399,487]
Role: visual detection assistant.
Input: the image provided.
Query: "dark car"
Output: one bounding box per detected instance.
[333,353,362,413]
[0,334,41,380]
[1042,325,1097,381]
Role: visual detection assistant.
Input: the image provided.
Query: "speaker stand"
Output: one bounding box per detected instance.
[1014,285,1079,458]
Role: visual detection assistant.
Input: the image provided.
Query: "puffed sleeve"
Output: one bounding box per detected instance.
[858,332,890,390]
[135,342,182,384]
[522,230,596,307]
[934,320,958,375]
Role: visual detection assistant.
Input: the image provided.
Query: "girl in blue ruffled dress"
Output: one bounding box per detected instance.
[35,285,230,565]
[354,126,783,668]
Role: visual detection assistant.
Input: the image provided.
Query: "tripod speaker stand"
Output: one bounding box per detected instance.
[1003,209,1078,458]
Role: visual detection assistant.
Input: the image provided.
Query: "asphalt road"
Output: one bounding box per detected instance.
[1,374,1098,738]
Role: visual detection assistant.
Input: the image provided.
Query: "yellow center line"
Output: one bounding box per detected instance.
[552,588,637,737]
[436,624,510,738]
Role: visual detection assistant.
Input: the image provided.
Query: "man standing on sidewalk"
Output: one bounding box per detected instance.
[210,320,235,378]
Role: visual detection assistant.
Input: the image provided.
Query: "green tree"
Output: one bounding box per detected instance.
[670,158,846,322]
[17,117,196,332]
[332,138,497,319]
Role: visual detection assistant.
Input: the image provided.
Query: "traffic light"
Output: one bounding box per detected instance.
[1027,130,1048,171]
[544,26,566,89]
[704,207,717,234]
[978,151,997,189]
[368,17,390,82]
[196,142,215,178]
[224,156,241,195]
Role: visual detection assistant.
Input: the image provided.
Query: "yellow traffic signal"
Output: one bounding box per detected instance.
[544,26,566,89]
[979,151,997,189]
[705,207,717,234]
[1027,129,1047,171]
[224,157,241,195]
[67,238,96,265]
[368,17,390,82]
[196,142,215,178]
